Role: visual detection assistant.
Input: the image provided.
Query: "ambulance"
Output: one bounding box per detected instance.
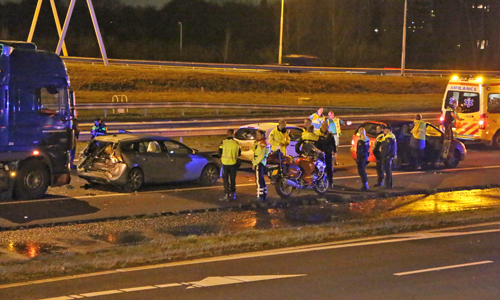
[441,76,500,147]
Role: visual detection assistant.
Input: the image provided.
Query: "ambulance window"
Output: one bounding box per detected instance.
[445,91,479,113]
[488,94,500,113]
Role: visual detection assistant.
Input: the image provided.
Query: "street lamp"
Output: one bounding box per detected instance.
[178,22,183,56]
[278,0,284,64]
[401,0,407,75]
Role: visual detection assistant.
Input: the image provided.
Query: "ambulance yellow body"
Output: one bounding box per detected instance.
[441,76,500,147]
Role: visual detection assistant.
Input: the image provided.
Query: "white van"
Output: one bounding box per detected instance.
[441,76,500,147]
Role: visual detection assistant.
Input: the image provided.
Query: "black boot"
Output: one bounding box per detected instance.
[361,182,369,191]
[231,192,237,201]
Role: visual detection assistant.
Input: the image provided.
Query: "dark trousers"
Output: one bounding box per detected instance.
[222,164,238,194]
[324,152,333,186]
[356,159,368,184]
[382,158,393,187]
[255,163,267,197]
[375,158,383,184]
[411,147,424,169]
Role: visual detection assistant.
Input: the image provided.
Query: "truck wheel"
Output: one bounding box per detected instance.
[14,160,50,200]
[492,131,500,149]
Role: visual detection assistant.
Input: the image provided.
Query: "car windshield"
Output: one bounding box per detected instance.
[445,91,480,113]
[235,128,257,140]
[358,123,382,137]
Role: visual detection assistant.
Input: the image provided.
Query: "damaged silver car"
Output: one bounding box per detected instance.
[77,134,220,191]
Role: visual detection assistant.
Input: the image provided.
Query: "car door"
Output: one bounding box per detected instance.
[161,140,203,182]
[134,140,170,183]
[424,124,443,164]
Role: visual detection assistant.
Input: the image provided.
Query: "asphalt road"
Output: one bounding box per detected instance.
[1,222,499,300]
[0,143,498,229]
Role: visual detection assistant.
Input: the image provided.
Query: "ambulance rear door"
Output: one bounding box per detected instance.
[442,83,481,140]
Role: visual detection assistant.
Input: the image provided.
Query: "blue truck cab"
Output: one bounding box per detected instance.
[0,41,75,200]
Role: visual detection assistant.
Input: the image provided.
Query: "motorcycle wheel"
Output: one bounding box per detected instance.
[313,174,330,195]
[275,176,294,198]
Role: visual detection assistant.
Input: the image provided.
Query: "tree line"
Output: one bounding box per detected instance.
[1,0,498,70]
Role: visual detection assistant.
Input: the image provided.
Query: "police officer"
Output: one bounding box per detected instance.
[326,111,350,165]
[252,130,270,201]
[372,125,385,187]
[380,126,397,189]
[442,98,462,158]
[295,125,319,156]
[316,122,336,189]
[70,109,80,169]
[218,129,241,201]
[410,114,426,170]
[309,107,325,130]
[91,118,107,139]
[269,119,290,155]
[356,128,370,191]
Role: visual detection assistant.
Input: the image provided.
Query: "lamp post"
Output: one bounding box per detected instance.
[278,0,284,64]
[178,22,183,56]
[401,0,407,76]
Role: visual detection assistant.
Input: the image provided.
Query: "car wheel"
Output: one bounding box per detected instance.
[199,164,219,186]
[443,149,460,168]
[492,131,500,149]
[14,160,50,200]
[124,168,144,192]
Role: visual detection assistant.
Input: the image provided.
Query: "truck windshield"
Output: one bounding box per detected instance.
[38,86,70,115]
[444,91,480,114]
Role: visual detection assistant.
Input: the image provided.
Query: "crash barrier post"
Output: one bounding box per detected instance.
[112,95,128,114]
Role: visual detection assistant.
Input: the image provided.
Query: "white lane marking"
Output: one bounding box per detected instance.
[7,222,500,292]
[2,164,498,206]
[38,275,306,300]
[394,260,494,276]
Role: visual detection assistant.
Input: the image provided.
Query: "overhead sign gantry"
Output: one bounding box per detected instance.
[28,0,109,66]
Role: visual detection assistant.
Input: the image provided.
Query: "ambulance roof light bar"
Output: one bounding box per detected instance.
[450,75,483,82]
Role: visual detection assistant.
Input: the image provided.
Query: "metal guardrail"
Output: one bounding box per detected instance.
[75,102,367,117]
[77,112,440,141]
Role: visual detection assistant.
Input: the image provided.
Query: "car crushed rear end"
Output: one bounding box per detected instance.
[77,138,128,186]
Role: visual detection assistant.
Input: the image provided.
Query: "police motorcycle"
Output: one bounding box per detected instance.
[266,145,330,198]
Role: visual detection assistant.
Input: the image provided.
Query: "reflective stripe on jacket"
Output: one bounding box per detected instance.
[219,138,240,165]
[411,120,426,140]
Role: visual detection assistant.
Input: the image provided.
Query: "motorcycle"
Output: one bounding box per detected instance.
[266,147,330,198]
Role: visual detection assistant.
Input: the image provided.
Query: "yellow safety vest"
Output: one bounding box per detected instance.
[302,131,319,141]
[252,139,270,166]
[329,118,342,135]
[219,139,240,165]
[411,120,426,140]
[269,127,290,154]
[310,113,325,128]
[382,132,396,141]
